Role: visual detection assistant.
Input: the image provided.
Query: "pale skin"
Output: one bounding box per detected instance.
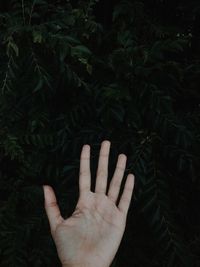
[43,140,135,267]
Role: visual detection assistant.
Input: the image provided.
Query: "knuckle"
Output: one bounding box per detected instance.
[81,156,90,160]
[121,196,130,203]
[81,185,90,191]
[79,170,88,176]
[100,153,109,158]
[97,169,107,177]
[116,166,124,172]
[45,201,58,208]
[111,178,121,188]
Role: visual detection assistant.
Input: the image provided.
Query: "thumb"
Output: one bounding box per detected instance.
[43,185,64,233]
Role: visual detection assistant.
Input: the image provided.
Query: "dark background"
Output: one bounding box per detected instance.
[0,0,200,266]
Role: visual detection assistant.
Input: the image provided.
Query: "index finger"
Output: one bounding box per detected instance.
[79,144,91,196]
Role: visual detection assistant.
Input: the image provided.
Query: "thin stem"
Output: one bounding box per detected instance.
[21,0,25,25]
[29,0,36,25]
[1,56,12,95]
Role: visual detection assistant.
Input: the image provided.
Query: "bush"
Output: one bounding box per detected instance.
[0,1,200,266]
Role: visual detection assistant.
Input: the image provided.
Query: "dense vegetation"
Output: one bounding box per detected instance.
[0,0,200,266]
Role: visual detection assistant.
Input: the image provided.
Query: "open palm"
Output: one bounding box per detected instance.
[43,140,135,267]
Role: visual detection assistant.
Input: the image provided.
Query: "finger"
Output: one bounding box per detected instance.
[118,174,135,216]
[79,144,91,196]
[43,185,64,233]
[107,154,127,203]
[95,140,111,194]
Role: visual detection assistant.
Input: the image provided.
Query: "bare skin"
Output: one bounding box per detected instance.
[43,140,135,267]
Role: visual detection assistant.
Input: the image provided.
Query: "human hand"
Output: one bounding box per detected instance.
[43,140,135,267]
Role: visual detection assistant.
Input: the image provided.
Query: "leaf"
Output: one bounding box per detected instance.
[6,39,19,57]
[86,63,92,74]
[33,78,43,93]
[117,30,134,48]
[71,45,92,57]
[33,31,43,43]
[150,41,164,60]
[59,44,70,62]
[141,193,157,214]
[34,0,47,4]
[64,36,81,45]
[62,165,77,174]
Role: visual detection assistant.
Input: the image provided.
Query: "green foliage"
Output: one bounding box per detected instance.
[0,0,200,266]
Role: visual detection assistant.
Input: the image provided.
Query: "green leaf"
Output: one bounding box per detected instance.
[6,39,19,57]
[86,63,92,74]
[71,45,92,57]
[62,165,77,173]
[64,36,81,45]
[33,31,43,43]
[33,78,43,93]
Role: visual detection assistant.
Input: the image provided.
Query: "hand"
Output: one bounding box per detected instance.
[43,140,135,267]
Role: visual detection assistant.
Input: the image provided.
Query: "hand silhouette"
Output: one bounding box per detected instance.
[43,140,135,267]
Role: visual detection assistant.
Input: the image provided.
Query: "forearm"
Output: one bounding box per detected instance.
[63,266,109,267]
[63,265,110,267]
[62,264,91,267]
[62,258,111,267]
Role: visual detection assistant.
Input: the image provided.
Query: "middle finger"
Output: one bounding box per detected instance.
[95,140,111,194]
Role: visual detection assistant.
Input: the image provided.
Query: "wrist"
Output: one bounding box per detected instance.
[62,262,110,267]
[63,266,107,267]
[62,265,109,267]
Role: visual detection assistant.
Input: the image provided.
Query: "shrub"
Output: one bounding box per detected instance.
[0,1,200,266]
